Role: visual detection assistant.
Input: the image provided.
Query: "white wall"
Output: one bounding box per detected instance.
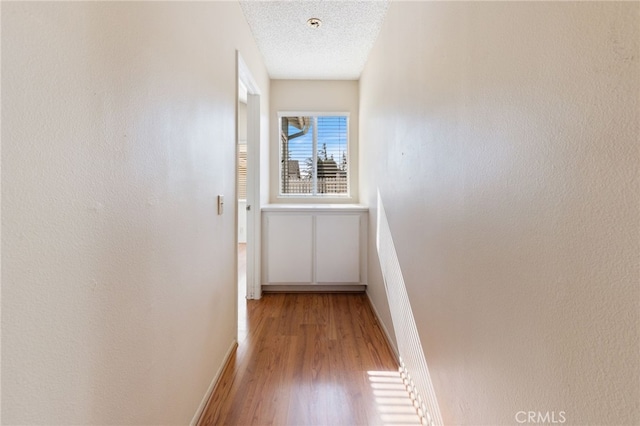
[269,80,359,203]
[360,2,639,425]
[2,2,269,424]
[238,100,248,143]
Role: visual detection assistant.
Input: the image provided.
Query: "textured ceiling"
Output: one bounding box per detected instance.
[239,1,389,80]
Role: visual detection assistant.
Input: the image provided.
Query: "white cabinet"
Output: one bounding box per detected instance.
[315,215,360,283]
[264,214,313,283]
[262,206,367,287]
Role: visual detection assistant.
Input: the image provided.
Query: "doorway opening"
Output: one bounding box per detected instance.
[237,83,249,338]
[236,51,262,342]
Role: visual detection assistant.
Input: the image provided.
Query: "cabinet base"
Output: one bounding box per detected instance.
[262,284,366,293]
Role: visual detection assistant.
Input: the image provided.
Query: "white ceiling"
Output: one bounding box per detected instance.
[239,1,390,80]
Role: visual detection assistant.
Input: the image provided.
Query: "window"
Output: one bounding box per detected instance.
[280,114,349,196]
[237,143,247,200]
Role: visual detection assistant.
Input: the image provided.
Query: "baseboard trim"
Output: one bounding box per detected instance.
[365,290,400,362]
[262,284,366,293]
[191,340,238,426]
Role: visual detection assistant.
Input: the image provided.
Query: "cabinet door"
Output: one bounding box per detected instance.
[315,214,360,283]
[265,214,313,283]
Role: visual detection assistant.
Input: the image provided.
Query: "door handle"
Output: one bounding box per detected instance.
[246,205,251,211]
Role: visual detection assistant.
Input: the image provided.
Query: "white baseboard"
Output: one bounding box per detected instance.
[263,284,366,293]
[365,290,399,361]
[190,340,238,426]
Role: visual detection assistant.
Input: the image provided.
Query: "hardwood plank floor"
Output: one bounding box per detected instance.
[199,293,421,426]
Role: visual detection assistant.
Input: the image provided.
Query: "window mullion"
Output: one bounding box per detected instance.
[312,116,318,196]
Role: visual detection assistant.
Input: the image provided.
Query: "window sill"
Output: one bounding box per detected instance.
[262,204,368,212]
[274,195,356,205]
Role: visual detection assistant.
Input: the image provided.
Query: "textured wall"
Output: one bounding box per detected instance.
[269,80,360,203]
[360,2,639,425]
[2,2,269,424]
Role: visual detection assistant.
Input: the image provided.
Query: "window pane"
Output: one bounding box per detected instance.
[317,116,348,194]
[281,116,313,194]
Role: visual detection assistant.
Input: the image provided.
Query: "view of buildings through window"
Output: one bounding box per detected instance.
[280,115,348,195]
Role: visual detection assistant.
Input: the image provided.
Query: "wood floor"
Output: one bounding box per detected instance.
[198,292,421,426]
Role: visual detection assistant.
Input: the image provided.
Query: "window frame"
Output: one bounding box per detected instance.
[278,111,351,199]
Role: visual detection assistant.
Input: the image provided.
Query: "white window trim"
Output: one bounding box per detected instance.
[278,111,351,199]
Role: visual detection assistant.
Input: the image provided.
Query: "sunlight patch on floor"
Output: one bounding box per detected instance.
[368,370,422,426]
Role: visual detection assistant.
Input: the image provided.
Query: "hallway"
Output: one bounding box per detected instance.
[3,2,638,424]
[198,293,421,426]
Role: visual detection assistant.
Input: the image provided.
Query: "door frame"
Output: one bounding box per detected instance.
[236,51,262,301]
